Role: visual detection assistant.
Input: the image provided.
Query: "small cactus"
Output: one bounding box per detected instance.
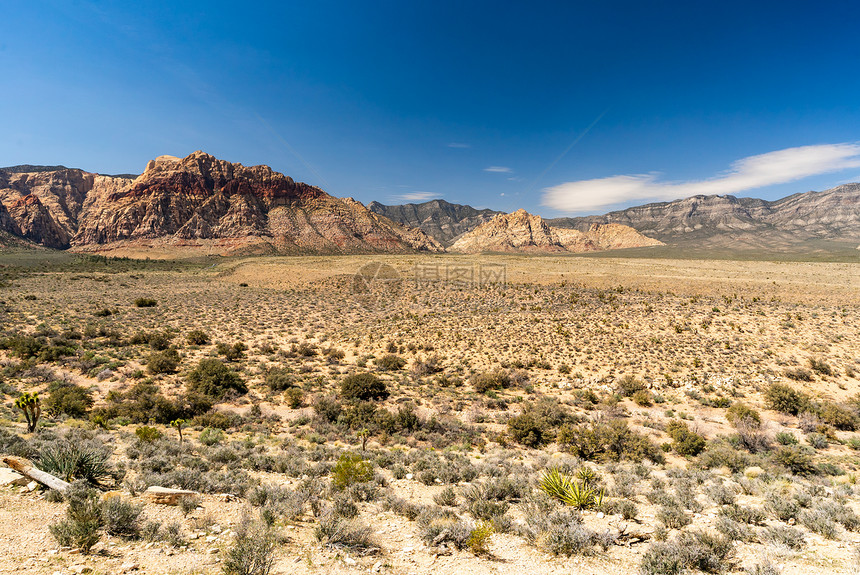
[15,392,41,433]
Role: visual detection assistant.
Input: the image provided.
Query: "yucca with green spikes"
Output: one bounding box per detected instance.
[539,467,605,511]
[15,392,41,433]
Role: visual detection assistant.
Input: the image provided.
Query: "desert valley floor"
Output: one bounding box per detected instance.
[1,252,859,575]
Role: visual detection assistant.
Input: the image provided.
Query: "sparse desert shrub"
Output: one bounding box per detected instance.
[147,348,180,375]
[616,375,646,397]
[315,512,376,552]
[602,498,637,520]
[508,398,575,447]
[134,297,157,307]
[221,514,277,575]
[657,504,691,529]
[772,446,816,475]
[44,381,93,418]
[135,426,162,443]
[714,515,754,542]
[472,369,512,393]
[818,402,858,431]
[775,432,797,445]
[264,367,295,391]
[726,403,761,427]
[719,503,765,525]
[49,482,103,553]
[285,388,304,409]
[186,358,246,399]
[676,530,733,573]
[179,494,201,516]
[314,395,343,422]
[375,354,406,371]
[765,383,810,415]
[417,507,472,550]
[466,521,494,555]
[216,341,247,362]
[784,367,813,382]
[734,420,771,453]
[199,427,225,446]
[640,540,685,575]
[382,494,421,520]
[340,373,388,401]
[760,525,804,549]
[192,411,234,430]
[102,496,143,538]
[666,421,706,456]
[632,389,653,406]
[807,432,828,449]
[809,357,833,376]
[798,508,838,539]
[558,418,664,464]
[765,492,799,521]
[186,329,210,345]
[434,486,457,507]
[332,453,373,490]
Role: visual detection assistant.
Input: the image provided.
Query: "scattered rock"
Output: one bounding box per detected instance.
[0,468,28,487]
[144,486,200,505]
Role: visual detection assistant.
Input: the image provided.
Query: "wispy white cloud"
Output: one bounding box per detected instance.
[542,143,860,213]
[448,142,471,149]
[391,191,439,202]
[485,166,512,173]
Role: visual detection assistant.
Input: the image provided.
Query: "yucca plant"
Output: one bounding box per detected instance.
[539,467,605,511]
[15,392,41,432]
[39,443,111,485]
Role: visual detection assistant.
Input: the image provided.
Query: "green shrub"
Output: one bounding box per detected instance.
[186,329,210,345]
[135,426,162,443]
[44,381,93,418]
[726,403,761,427]
[558,418,664,464]
[332,453,373,490]
[772,445,816,475]
[285,388,304,409]
[666,421,706,457]
[216,342,247,362]
[192,410,234,429]
[466,521,494,555]
[340,373,388,401]
[314,396,343,422]
[616,375,646,397]
[147,348,180,375]
[375,354,406,371]
[264,367,294,392]
[809,357,833,376]
[775,432,798,445]
[784,367,813,381]
[134,298,157,307]
[764,383,809,415]
[818,402,858,431]
[199,427,225,446]
[471,369,512,393]
[632,389,653,406]
[186,358,246,399]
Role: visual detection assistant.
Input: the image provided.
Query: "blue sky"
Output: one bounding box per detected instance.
[3,1,860,216]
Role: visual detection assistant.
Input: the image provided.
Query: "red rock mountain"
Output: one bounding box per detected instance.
[0,152,442,254]
[450,209,663,253]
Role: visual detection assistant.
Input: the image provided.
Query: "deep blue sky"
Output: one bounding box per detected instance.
[3,1,860,216]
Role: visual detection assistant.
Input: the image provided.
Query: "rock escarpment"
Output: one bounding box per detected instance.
[450,209,662,253]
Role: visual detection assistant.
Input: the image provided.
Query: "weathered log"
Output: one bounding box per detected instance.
[2,456,70,492]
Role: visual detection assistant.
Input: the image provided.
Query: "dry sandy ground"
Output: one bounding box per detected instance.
[1,254,859,574]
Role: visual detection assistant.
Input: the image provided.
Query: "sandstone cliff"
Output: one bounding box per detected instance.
[1,153,442,255]
[450,209,662,253]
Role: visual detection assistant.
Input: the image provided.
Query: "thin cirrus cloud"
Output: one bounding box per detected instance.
[541,143,860,213]
[484,166,513,173]
[391,191,439,202]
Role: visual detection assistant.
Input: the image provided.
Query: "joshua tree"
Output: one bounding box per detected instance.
[15,392,41,433]
[171,418,186,443]
[358,428,370,452]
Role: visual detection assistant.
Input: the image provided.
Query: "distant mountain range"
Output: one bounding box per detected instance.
[367,199,502,246]
[2,152,859,255]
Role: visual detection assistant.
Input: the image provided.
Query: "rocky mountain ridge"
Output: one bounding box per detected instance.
[546,185,860,248]
[368,199,502,246]
[0,153,442,254]
[450,209,662,253]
